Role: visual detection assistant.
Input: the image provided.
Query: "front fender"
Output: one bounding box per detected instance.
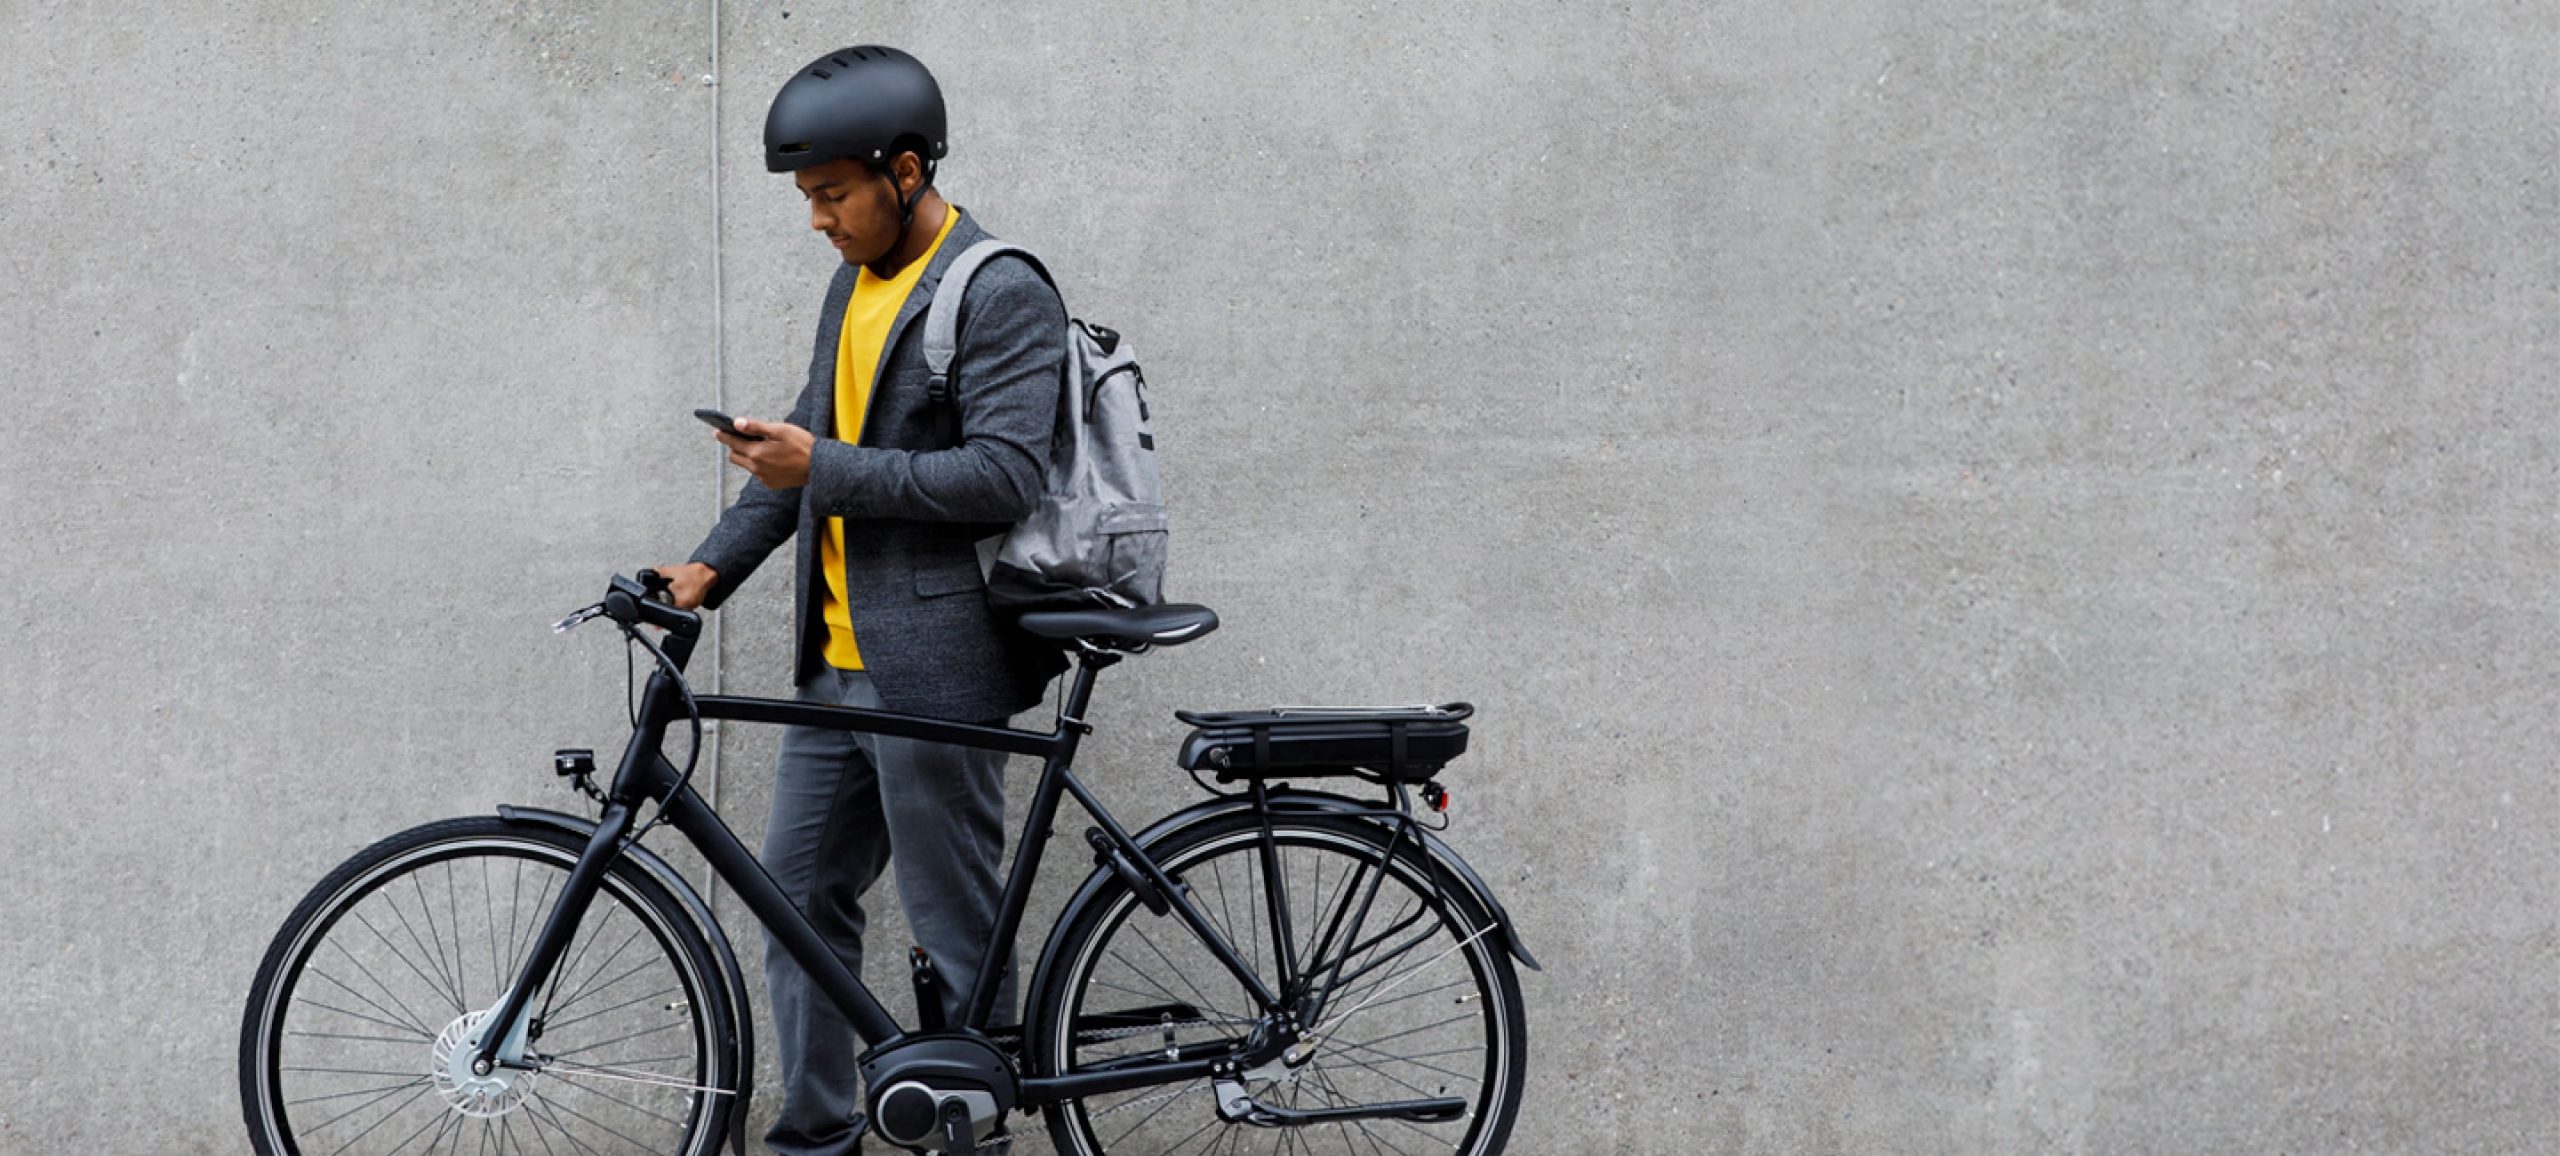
[497,805,756,1156]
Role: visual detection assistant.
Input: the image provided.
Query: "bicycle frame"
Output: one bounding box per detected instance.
[470,633,1302,1106]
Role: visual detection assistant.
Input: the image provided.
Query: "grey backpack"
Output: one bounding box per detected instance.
[922,240,1167,612]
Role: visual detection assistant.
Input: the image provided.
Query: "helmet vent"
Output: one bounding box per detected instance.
[810,67,832,79]
[832,54,851,67]
[778,142,812,155]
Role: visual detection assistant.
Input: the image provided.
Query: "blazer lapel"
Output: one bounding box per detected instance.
[809,260,859,441]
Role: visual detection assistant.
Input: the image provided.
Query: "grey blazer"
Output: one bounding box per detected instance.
[689,209,1070,721]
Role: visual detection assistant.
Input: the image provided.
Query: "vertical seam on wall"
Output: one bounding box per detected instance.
[703,0,725,904]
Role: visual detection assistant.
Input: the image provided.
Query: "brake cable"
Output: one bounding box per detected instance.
[617,618,705,849]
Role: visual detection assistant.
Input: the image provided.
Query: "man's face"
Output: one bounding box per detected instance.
[795,158,901,264]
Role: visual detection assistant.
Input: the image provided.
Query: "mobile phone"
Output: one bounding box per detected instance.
[694,407,766,441]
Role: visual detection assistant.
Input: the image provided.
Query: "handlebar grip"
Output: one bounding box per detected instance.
[607,574,701,639]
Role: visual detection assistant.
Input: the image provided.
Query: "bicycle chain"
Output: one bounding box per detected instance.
[1067,1015,1221,1121]
[1071,1016,1214,1045]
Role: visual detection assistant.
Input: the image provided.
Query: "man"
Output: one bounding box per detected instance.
[654,45,1067,1156]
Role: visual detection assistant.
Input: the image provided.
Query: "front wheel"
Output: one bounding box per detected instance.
[239,816,738,1156]
[1031,812,1528,1155]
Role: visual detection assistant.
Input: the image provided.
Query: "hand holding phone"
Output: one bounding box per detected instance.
[694,408,767,441]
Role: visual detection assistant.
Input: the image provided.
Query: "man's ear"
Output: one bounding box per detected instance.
[895,152,926,197]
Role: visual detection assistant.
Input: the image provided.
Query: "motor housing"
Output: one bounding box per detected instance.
[860,1033,1015,1150]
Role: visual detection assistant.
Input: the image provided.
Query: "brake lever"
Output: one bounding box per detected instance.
[636,567,675,603]
[553,603,609,634]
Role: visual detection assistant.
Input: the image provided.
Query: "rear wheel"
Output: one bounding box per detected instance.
[1032,812,1527,1155]
[239,817,737,1155]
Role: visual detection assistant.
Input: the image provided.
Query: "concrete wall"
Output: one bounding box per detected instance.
[4,1,2553,1151]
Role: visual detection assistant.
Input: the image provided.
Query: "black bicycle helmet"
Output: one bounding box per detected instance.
[764,46,947,175]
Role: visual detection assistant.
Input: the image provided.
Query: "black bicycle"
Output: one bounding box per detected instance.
[240,572,1534,1155]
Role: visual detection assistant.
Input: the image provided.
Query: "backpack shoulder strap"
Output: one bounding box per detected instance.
[922,239,1056,404]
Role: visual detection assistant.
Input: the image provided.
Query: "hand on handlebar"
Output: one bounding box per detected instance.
[652,562,719,611]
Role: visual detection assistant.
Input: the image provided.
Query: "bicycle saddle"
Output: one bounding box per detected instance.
[1017,603,1219,650]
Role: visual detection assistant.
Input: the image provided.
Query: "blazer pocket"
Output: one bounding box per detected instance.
[915,561,990,598]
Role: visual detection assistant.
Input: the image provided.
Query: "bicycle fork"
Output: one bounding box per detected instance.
[466,803,638,1076]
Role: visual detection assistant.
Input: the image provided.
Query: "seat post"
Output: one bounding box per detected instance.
[1056,649,1120,733]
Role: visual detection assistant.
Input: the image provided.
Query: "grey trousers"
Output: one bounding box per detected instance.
[761,666,1017,1156]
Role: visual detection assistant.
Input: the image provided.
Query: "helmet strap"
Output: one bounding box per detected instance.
[866,158,938,269]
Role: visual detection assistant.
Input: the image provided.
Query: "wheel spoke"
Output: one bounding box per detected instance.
[549,954,658,1023]
[305,960,436,1039]
[1311,1040,1465,1100]
[443,861,471,1008]
[522,1094,613,1156]
[1319,907,1437,1000]
[537,1066,688,1127]
[283,1076,432,1108]
[255,827,728,1156]
[483,857,503,1007]
[1126,921,1241,1022]
[403,873,467,1014]
[380,1095,460,1155]
[290,1027,428,1047]
[292,992,435,1040]
[549,922,647,1020]
[1101,1080,1204,1148]
[1321,975,1469,1021]
[308,1078,433,1152]
[520,1099,567,1156]
[1085,973,1252,1027]
[547,1015,686,1060]
[541,984,684,1035]
[1150,1101,1223,1155]
[1051,821,1515,1155]
[1329,1013,1481,1069]
[528,1084,665,1152]
[511,873,561,981]
[354,908,465,1016]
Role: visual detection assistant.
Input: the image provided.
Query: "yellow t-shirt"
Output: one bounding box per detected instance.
[820,206,963,670]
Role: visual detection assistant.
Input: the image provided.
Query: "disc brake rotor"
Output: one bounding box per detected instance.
[431,1010,537,1118]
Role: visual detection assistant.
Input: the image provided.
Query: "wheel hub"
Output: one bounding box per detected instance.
[431,1011,536,1118]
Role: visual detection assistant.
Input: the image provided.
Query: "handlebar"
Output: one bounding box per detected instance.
[554,572,702,674]
[610,571,701,639]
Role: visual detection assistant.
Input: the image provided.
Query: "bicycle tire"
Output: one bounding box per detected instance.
[1030,811,1527,1155]
[239,816,739,1156]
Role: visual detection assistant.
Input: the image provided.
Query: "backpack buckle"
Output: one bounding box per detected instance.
[926,373,952,405]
